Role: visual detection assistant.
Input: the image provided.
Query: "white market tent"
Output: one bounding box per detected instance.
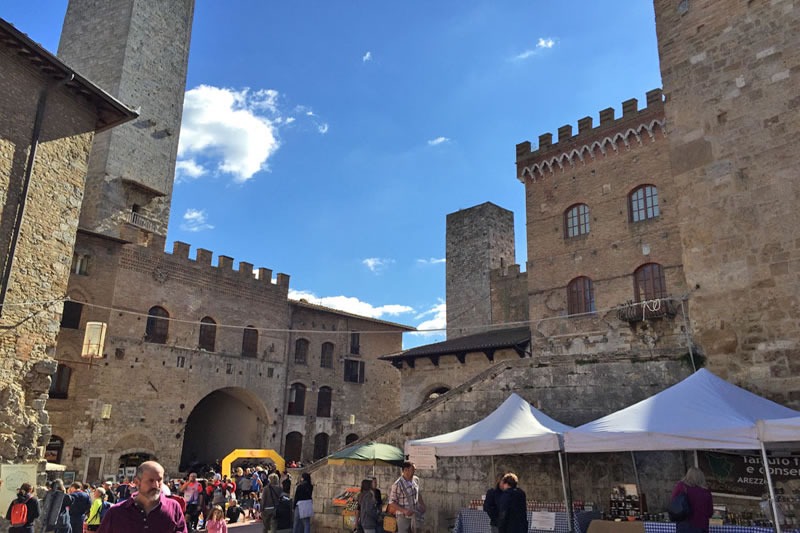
[564,368,800,453]
[758,416,800,443]
[406,392,572,456]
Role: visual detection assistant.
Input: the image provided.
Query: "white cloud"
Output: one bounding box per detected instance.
[412,301,446,336]
[537,37,555,49]
[178,85,280,182]
[175,159,207,180]
[416,258,446,265]
[427,136,449,146]
[180,208,214,232]
[362,257,394,273]
[318,123,329,134]
[289,289,413,319]
[362,51,372,62]
[511,38,555,61]
[285,117,296,124]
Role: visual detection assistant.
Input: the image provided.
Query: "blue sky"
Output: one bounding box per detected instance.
[2,2,663,348]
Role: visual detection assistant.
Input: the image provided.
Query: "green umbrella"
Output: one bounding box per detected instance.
[327,442,404,474]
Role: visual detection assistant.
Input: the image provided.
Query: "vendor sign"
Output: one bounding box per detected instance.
[699,451,800,497]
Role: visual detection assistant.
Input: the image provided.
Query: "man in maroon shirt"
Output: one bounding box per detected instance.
[97,461,187,533]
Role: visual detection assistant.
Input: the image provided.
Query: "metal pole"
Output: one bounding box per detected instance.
[558,452,574,533]
[760,442,782,533]
[693,450,699,468]
[630,452,642,498]
[491,456,495,481]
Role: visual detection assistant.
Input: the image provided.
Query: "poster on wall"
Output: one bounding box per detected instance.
[699,451,800,498]
[125,467,136,479]
[0,464,37,517]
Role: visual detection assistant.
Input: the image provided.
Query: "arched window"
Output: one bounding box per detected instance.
[345,433,359,445]
[145,306,169,343]
[320,342,334,369]
[242,326,258,357]
[313,433,330,461]
[288,383,306,415]
[564,204,590,238]
[285,432,303,462]
[45,435,64,463]
[316,386,332,418]
[60,301,83,329]
[294,338,309,365]
[629,185,659,222]
[49,364,72,399]
[634,263,667,301]
[567,277,595,315]
[199,317,216,352]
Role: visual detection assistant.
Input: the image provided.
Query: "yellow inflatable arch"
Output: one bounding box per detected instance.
[221,449,285,478]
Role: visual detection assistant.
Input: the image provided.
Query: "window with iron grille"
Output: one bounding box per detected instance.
[320,342,334,368]
[294,338,309,364]
[634,263,667,301]
[350,332,360,355]
[317,386,332,417]
[198,316,216,351]
[49,364,71,399]
[344,359,365,383]
[145,306,169,343]
[61,301,83,329]
[564,204,590,238]
[567,277,595,315]
[629,185,659,222]
[242,326,258,357]
[287,383,306,415]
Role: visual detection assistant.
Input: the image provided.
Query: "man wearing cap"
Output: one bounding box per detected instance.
[97,461,187,533]
[6,482,40,533]
[102,481,117,504]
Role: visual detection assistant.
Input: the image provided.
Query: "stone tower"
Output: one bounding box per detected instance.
[57,0,195,242]
[446,202,516,338]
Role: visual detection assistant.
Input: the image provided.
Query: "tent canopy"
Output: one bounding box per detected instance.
[406,393,572,456]
[564,369,800,453]
[758,416,800,443]
[327,442,405,466]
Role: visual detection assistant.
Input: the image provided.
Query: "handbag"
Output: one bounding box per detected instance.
[297,499,314,519]
[668,488,691,522]
[383,515,398,532]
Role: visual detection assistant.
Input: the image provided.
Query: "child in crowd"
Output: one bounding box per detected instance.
[205,505,227,533]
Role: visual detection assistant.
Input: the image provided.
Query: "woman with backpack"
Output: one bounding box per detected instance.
[670,467,713,533]
[357,479,380,533]
[41,479,73,533]
[6,483,40,533]
[85,487,108,532]
[293,473,313,533]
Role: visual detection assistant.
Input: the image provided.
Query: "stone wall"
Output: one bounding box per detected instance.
[446,203,517,338]
[0,42,110,465]
[306,356,693,533]
[58,0,195,237]
[654,0,800,405]
[489,265,529,330]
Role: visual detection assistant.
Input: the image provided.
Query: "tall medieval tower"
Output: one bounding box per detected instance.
[446,202,516,338]
[57,0,195,242]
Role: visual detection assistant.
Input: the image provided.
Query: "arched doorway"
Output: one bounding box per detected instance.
[345,433,359,445]
[180,388,269,472]
[285,432,303,463]
[313,433,329,461]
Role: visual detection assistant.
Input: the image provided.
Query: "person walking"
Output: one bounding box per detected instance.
[371,478,384,533]
[6,482,40,533]
[497,473,527,533]
[483,475,504,533]
[388,462,425,533]
[261,473,282,533]
[292,473,313,533]
[97,461,187,533]
[671,467,713,533]
[358,479,380,533]
[181,473,202,532]
[85,487,108,532]
[67,482,91,533]
[41,479,73,533]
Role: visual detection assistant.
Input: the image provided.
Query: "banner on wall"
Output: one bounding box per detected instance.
[0,464,38,519]
[699,451,800,498]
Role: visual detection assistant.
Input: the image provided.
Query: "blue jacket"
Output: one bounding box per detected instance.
[68,491,90,532]
[498,487,528,533]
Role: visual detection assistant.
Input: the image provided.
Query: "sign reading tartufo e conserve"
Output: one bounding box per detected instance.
[699,451,800,497]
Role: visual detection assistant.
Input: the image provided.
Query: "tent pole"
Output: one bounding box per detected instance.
[630,452,642,498]
[491,455,495,481]
[760,442,782,533]
[558,452,575,533]
[693,450,699,468]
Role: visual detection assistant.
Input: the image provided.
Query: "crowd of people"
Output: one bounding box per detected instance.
[3,460,314,533]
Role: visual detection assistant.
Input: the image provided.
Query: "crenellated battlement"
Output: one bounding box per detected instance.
[168,241,290,288]
[515,89,667,183]
[489,263,525,281]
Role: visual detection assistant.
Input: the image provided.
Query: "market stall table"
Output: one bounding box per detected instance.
[453,509,584,533]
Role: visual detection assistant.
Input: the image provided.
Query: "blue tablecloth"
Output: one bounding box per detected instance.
[453,509,583,533]
[643,522,779,533]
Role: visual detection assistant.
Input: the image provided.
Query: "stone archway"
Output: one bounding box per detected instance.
[179,387,269,472]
